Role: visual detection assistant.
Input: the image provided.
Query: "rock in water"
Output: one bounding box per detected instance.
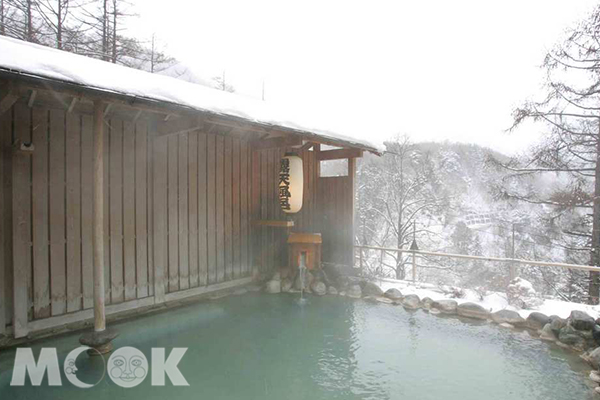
[327,286,338,295]
[281,278,293,293]
[550,316,566,335]
[539,323,557,341]
[421,297,434,309]
[293,269,313,291]
[310,281,327,296]
[490,309,525,326]
[271,271,281,281]
[384,288,403,300]
[568,310,595,331]
[347,284,362,299]
[402,294,421,309]
[558,324,588,350]
[362,282,384,297]
[588,348,600,369]
[433,300,458,314]
[526,312,550,330]
[264,280,281,294]
[376,297,394,304]
[589,371,600,383]
[457,302,490,320]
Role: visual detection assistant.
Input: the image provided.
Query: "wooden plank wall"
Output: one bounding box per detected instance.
[1,105,14,332]
[0,93,356,335]
[152,130,253,296]
[249,147,320,276]
[317,176,354,266]
[2,101,157,330]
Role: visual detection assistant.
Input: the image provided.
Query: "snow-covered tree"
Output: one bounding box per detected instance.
[490,5,600,303]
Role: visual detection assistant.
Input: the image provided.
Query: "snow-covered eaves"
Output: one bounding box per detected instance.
[0,36,382,154]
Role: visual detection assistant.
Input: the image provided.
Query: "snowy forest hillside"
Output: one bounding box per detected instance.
[356,140,589,302]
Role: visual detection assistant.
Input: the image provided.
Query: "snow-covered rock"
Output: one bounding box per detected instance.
[507,277,543,309]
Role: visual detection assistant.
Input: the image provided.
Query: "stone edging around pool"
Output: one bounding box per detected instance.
[262,274,600,396]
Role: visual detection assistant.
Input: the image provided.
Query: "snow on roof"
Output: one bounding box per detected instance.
[0,36,381,153]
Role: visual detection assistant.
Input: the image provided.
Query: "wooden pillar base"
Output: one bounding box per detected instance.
[79,328,118,355]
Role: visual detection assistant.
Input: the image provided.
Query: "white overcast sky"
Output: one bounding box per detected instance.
[129,0,598,154]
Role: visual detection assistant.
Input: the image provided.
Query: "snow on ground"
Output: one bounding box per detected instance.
[375,277,600,320]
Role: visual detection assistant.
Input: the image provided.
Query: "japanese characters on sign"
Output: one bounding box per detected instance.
[279,153,303,213]
[279,158,291,211]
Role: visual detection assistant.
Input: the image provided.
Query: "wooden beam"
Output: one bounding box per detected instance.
[133,109,143,122]
[252,136,302,150]
[93,100,107,332]
[67,97,78,113]
[316,148,363,161]
[0,83,18,116]
[252,220,295,228]
[103,103,113,117]
[299,142,315,151]
[27,90,37,108]
[156,116,204,138]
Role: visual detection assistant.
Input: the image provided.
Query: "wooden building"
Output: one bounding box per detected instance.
[0,37,379,341]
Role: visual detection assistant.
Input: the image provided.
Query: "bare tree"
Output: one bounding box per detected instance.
[34,0,83,49]
[357,136,444,279]
[213,70,235,93]
[146,33,175,73]
[8,0,42,42]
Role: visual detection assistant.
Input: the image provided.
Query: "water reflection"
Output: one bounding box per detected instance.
[0,293,594,400]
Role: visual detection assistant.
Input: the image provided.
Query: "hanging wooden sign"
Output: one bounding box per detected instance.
[279,153,303,213]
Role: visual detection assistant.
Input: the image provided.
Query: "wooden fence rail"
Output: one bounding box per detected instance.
[354,245,600,283]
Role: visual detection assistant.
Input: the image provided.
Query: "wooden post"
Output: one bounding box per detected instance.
[348,157,356,267]
[411,251,417,282]
[398,249,403,279]
[510,223,516,281]
[93,100,106,332]
[80,100,117,354]
[359,246,363,272]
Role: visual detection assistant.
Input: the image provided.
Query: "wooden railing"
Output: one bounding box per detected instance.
[354,244,600,283]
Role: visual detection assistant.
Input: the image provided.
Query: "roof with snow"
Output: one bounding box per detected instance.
[0,36,381,153]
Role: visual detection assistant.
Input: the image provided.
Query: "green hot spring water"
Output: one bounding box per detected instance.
[0,293,594,399]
